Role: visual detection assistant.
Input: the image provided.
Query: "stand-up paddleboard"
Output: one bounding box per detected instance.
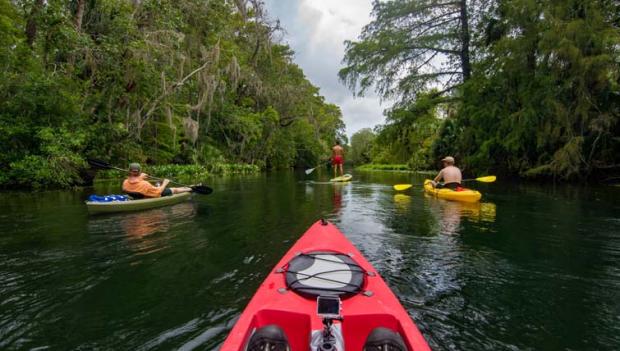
[330,174,353,182]
[220,220,431,351]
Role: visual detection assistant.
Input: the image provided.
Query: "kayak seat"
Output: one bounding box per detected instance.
[343,314,411,351]
[363,327,407,351]
[284,251,366,298]
[247,311,310,351]
[247,325,290,351]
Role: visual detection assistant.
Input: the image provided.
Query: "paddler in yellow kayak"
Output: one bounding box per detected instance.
[431,156,463,190]
[122,163,192,198]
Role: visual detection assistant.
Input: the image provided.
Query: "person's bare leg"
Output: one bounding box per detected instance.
[334,165,337,178]
[171,187,192,194]
[339,164,344,176]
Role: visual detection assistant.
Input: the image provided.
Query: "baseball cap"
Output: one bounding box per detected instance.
[129,163,141,172]
[441,156,455,164]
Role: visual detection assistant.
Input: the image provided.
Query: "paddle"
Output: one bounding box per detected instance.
[87,158,213,195]
[305,160,330,175]
[393,175,496,191]
[305,165,320,175]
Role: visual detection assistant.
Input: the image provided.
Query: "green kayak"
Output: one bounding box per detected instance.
[330,174,353,182]
[86,192,192,214]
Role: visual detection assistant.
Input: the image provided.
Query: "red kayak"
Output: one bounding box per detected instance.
[221,220,431,351]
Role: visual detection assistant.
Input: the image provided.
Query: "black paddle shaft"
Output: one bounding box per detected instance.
[87,159,213,195]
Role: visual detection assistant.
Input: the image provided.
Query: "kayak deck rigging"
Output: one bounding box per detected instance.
[284,252,366,297]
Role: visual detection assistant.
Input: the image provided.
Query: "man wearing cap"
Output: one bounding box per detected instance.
[122,163,192,198]
[431,156,462,189]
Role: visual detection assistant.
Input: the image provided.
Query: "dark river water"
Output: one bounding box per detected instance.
[1,171,619,350]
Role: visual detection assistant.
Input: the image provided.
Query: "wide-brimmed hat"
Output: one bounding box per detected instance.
[129,163,141,172]
[441,156,455,164]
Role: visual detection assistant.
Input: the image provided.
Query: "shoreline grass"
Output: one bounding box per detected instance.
[355,164,410,171]
[96,163,260,180]
[355,164,436,175]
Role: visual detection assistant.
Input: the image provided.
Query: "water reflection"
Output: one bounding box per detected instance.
[120,209,170,238]
[89,202,196,234]
[88,202,197,256]
[425,197,497,235]
[393,194,412,213]
[332,183,344,214]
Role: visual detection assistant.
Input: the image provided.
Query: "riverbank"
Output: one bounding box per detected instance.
[356,164,410,171]
[96,163,260,180]
[0,162,261,191]
[355,164,435,175]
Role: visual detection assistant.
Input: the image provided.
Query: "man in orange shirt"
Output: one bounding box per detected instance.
[122,163,192,198]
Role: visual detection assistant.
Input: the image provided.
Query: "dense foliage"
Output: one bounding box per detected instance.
[355,163,409,171]
[97,163,260,181]
[348,128,375,165]
[0,0,345,188]
[343,0,619,181]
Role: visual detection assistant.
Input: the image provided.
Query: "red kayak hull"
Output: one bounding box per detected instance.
[220,221,430,351]
[220,220,431,351]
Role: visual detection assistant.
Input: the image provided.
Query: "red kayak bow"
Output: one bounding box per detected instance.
[221,220,431,351]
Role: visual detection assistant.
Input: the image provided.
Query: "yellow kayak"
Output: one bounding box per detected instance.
[330,174,353,182]
[423,179,481,203]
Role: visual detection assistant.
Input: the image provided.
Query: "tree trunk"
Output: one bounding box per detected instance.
[459,0,471,80]
[25,0,44,47]
[75,0,85,31]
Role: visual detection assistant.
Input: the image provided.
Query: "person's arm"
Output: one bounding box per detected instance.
[156,179,170,192]
[433,170,443,183]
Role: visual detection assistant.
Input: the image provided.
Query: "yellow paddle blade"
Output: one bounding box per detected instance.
[393,184,413,191]
[475,175,496,183]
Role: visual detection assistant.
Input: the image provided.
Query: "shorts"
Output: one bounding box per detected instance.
[436,182,461,190]
[161,188,173,197]
[332,155,343,165]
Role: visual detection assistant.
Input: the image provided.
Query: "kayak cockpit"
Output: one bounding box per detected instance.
[240,309,414,351]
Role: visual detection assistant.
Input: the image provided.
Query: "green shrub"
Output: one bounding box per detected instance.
[96,162,260,180]
[355,164,410,171]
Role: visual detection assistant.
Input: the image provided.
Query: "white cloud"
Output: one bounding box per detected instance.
[264,0,389,138]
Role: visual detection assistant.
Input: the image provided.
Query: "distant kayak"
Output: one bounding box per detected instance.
[86,192,191,214]
[423,179,481,202]
[220,220,430,351]
[330,174,352,182]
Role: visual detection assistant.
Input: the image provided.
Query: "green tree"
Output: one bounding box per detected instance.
[0,0,346,188]
[339,0,482,102]
[349,128,376,165]
[373,93,442,169]
[343,0,619,181]
[451,0,620,180]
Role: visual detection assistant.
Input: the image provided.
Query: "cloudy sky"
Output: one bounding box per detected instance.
[264,0,388,138]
